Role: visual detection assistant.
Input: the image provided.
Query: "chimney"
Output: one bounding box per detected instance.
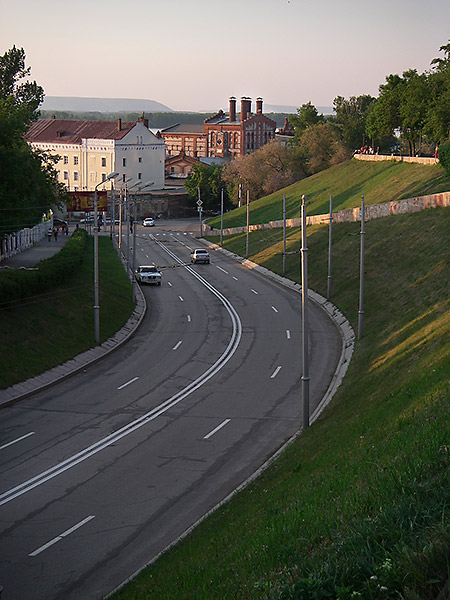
[138,113,149,128]
[240,97,251,121]
[256,97,263,114]
[229,97,236,122]
[117,118,122,131]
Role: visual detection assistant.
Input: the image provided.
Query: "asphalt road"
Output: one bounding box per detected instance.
[0,221,341,600]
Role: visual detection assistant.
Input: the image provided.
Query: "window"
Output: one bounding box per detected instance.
[63,170,69,180]
[74,156,79,165]
[73,171,79,181]
[122,174,126,182]
[122,158,126,167]
[138,173,142,180]
[102,173,107,182]
[138,157,142,163]
[101,157,106,167]
[63,155,68,164]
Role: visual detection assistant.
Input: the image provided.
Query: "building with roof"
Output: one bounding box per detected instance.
[161,97,276,161]
[26,116,165,192]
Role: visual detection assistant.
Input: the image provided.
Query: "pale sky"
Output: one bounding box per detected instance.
[1,0,449,112]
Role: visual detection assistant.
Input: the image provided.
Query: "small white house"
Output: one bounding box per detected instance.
[26,116,166,192]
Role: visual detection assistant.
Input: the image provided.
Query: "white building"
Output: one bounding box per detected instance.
[26,116,165,191]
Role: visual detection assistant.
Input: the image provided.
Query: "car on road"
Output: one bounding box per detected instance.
[190,248,210,264]
[135,265,162,285]
[143,217,155,227]
[80,216,95,224]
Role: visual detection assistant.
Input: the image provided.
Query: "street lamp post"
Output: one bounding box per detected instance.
[94,172,118,344]
[131,181,153,302]
[301,194,310,429]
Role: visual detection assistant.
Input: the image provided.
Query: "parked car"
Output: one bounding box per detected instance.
[135,265,162,285]
[190,248,210,264]
[143,217,155,227]
[80,216,95,224]
[53,217,68,228]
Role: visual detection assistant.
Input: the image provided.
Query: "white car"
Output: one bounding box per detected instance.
[190,248,210,264]
[143,217,155,227]
[135,265,162,285]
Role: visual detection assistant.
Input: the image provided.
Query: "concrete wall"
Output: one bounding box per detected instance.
[354,154,439,166]
[205,191,450,237]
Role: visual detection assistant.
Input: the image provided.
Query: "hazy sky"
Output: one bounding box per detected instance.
[1,0,449,112]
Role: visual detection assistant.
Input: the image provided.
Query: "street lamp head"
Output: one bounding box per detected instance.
[107,171,120,181]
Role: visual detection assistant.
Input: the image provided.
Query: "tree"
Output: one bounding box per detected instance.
[425,41,450,144]
[184,163,228,211]
[297,122,350,174]
[222,140,305,203]
[333,94,376,151]
[0,46,66,236]
[290,101,324,147]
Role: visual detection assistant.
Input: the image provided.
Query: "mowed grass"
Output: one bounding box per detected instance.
[111,207,450,599]
[0,235,135,389]
[207,159,450,229]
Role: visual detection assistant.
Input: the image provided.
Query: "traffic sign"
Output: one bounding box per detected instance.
[197,199,203,206]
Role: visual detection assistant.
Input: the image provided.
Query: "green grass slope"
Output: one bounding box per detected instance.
[112,207,450,599]
[0,236,134,389]
[207,159,450,230]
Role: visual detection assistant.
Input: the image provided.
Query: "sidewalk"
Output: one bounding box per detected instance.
[1,231,71,269]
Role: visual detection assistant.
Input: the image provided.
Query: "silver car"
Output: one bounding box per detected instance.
[135,265,162,285]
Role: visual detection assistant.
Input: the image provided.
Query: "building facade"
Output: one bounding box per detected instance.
[26,117,166,192]
[160,96,276,161]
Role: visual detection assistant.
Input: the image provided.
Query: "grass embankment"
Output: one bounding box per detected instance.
[112,207,450,599]
[207,159,450,230]
[0,235,134,389]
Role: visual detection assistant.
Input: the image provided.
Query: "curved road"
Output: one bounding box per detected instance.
[0,221,341,599]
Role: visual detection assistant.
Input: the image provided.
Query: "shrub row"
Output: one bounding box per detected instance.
[0,228,89,308]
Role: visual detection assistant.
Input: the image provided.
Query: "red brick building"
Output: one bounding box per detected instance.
[161,97,276,161]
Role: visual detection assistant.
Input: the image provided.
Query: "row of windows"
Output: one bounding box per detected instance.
[62,156,144,168]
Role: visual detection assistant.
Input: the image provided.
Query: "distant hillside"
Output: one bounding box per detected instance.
[42,96,173,113]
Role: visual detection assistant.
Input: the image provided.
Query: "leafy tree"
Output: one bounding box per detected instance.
[0,46,66,237]
[437,141,450,176]
[222,140,305,203]
[297,122,350,174]
[425,41,450,144]
[290,101,324,147]
[333,94,376,151]
[184,163,228,211]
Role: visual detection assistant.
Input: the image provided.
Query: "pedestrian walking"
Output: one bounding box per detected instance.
[53,226,58,241]
[47,227,52,242]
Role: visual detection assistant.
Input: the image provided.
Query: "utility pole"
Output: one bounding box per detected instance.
[282,194,287,274]
[246,190,250,258]
[358,195,365,340]
[220,187,224,247]
[301,194,310,428]
[327,194,333,300]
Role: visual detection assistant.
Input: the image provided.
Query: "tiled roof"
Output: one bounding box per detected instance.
[26,119,137,144]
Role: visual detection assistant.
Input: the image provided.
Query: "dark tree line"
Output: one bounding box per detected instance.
[0,47,67,237]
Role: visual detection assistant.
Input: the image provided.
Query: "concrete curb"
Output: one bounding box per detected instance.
[0,285,147,408]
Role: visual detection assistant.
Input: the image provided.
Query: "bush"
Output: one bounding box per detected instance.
[438,141,450,177]
[0,228,88,307]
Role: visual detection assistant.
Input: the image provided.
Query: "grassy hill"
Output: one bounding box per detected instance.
[207,158,450,230]
[112,205,450,597]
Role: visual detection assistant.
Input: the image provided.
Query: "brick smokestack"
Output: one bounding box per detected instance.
[256,97,263,114]
[241,97,251,121]
[117,118,122,131]
[138,114,149,128]
[229,97,236,122]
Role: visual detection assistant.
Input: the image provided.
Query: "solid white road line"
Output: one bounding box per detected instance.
[172,341,182,350]
[29,515,95,557]
[204,419,231,440]
[271,366,282,379]
[117,377,139,390]
[0,431,35,451]
[286,329,291,339]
